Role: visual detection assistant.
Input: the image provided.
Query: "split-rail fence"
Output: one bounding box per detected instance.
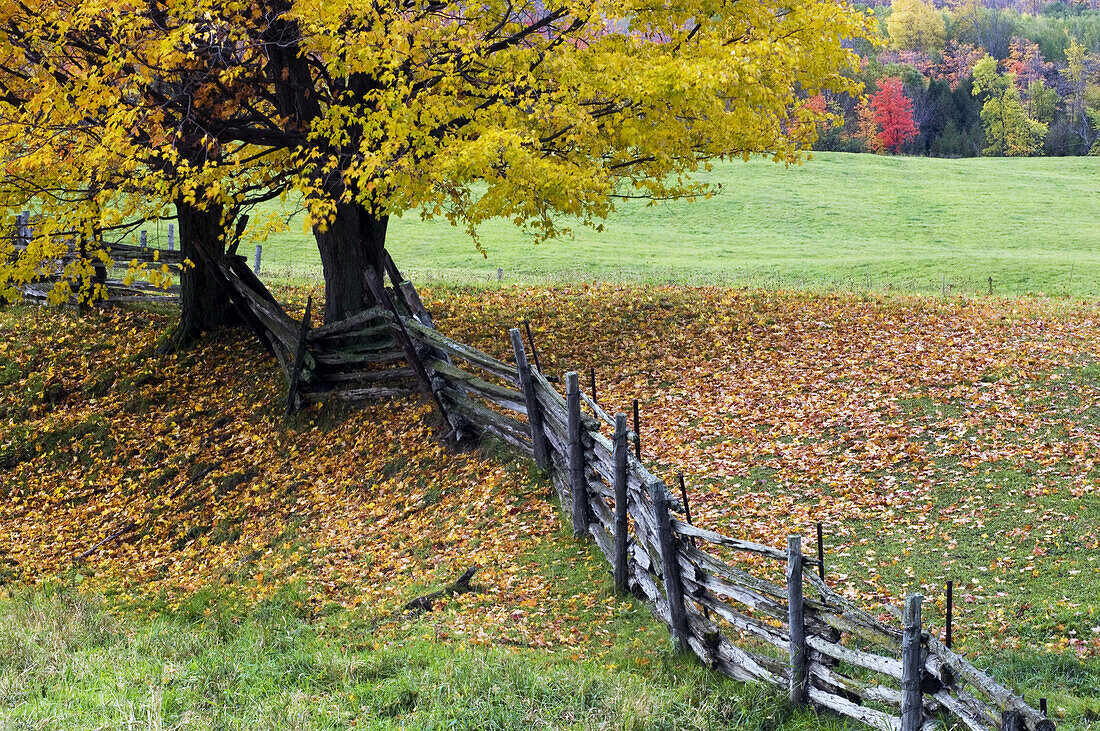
[8,223,1057,731]
[209,256,1055,731]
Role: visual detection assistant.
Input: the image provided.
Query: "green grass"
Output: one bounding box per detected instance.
[230,153,1100,297]
[0,561,845,731]
[816,360,1100,656]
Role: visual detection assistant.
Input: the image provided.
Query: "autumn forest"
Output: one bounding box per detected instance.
[832,0,1100,156]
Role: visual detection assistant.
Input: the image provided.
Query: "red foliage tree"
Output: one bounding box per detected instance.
[868,77,918,154]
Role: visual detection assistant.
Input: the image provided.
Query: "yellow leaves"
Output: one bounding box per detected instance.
[298,0,868,230]
[0,0,872,268]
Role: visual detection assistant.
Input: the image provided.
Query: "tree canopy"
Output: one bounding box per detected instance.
[886,0,946,53]
[972,55,1047,155]
[0,0,873,322]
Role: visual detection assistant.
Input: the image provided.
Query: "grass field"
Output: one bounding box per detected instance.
[239,153,1100,297]
[1,563,819,730]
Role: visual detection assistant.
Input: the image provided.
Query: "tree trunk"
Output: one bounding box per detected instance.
[168,198,241,348]
[314,200,389,324]
[257,7,390,325]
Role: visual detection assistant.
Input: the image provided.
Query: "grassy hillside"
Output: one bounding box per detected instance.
[243,153,1100,297]
[3,288,1100,727]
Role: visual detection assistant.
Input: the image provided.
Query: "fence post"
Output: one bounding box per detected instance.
[650,476,689,652]
[285,296,312,415]
[140,230,148,250]
[523,320,541,372]
[167,223,175,251]
[254,244,262,275]
[566,372,588,538]
[787,535,808,706]
[612,413,629,593]
[633,399,641,459]
[399,280,436,328]
[946,580,954,649]
[816,522,825,580]
[510,328,550,470]
[901,593,924,731]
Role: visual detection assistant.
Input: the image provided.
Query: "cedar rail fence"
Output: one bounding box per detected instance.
[12,228,1058,731]
[206,256,1055,731]
[5,213,182,305]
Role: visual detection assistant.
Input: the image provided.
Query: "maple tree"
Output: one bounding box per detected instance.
[1059,39,1100,154]
[1025,80,1057,126]
[932,43,986,90]
[1005,37,1053,90]
[886,0,945,54]
[863,77,918,154]
[972,56,1047,156]
[0,0,871,324]
[856,99,886,154]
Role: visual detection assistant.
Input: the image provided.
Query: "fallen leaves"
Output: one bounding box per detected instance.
[0,302,628,652]
[3,285,1100,657]
[425,284,1100,655]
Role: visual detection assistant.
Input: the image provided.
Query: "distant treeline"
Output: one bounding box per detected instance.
[816,0,1100,156]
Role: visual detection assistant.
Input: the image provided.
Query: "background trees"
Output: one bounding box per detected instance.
[812,0,1100,158]
[854,76,919,153]
[887,0,946,53]
[972,55,1048,155]
[869,78,920,153]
